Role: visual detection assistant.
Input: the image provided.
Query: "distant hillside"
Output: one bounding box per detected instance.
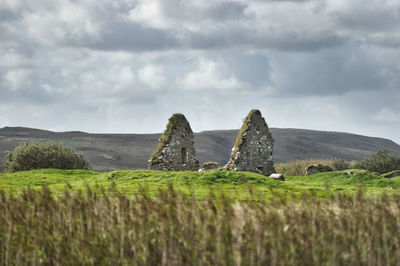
[0,126,399,172]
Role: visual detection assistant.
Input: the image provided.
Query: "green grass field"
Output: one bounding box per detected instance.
[1,168,399,199]
[2,169,400,264]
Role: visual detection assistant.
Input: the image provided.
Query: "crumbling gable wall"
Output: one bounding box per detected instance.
[148,114,199,171]
[225,110,275,176]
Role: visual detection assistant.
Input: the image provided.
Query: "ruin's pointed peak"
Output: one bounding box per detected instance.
[246,109,262,119]
[149,112,198,170]
[226,109,275,176]
[165,113,192,131]
[168,113,189,125]
[233,109,268,149]
[239,109,265,133]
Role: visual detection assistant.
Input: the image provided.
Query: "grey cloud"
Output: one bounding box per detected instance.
[333,12,399,32]
[252,0,312,2]
[157,0,251,22]
[0,0,346,53]
[0,0,399,144]
[206,2,249,21]
[115,94,157,105]
[0,9,22,21]
[229,53,272,87]
[254,30,345,51]
[0,41,36,66]
[328,1,400,32]
[209,52,272,88]
[0,84,59,105]
[78,22,180,52]
[367,35,400,49]
[188,26,345,51]
[0,69,63,104]
[270,42,390,96]
[0,5,179,53]
[2,0,400,53]
[0,66,157,108]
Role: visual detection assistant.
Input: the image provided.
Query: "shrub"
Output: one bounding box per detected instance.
[354,150,400,174]
[305,164,333,176]
[331,158,350,171]
[3,141,90,172]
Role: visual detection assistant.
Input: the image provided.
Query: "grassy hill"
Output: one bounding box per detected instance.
[1,126,399,172]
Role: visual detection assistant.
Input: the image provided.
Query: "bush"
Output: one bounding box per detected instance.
[332,158,350,171]
[354,150,400,174]
[3,141,90,172]
[305,164,333,176]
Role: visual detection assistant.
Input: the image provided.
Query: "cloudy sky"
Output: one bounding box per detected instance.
[1,0,400,143]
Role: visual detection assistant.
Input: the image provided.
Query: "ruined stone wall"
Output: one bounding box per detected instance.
[148,114,199,171]
[225,110,275,176]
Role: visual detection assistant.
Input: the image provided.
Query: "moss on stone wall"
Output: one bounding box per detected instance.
[231,109,261,159]
[202,161,220,170]
[149,113,188,166]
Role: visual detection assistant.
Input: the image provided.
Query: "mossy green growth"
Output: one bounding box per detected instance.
[231,110,261,160]
[149,113,189,165]
[383,170,400,178]
[285,169,400,196]
[202,161,220,169]
[0,169,291,200]
[1,168,400,199]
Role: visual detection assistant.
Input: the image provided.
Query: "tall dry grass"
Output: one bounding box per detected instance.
[275,159,335,176]
[1,185,400,265]
[275,158,355,176]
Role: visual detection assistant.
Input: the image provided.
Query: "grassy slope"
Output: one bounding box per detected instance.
[1,169,400,199]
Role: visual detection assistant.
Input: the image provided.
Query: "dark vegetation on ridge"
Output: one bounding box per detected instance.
[0,126,399,172]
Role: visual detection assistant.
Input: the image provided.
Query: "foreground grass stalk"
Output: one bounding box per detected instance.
[1,185,400,265]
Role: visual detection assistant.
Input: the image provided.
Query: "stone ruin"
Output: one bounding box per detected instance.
[225,110,275,176]
[148,110,276,176]
[148,113,199,171]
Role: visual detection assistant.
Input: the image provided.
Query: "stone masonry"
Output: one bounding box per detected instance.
[148,113,199,171]
[225,110,275,176]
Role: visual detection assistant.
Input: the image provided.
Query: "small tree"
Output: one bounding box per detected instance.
[354,150,400,174]
[3,141,90,172]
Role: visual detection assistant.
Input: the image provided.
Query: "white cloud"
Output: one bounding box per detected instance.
[21,3,100,45]
[4,69,32,91]
[372,108,400,122]
[138,64,167,89]
[127,0,250,30]
[0,0,22,10]
[179,58,248,91]
[128,0,165,28]
[76,64,140,105]
[118,66,136,86]
[0,50,29,68]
